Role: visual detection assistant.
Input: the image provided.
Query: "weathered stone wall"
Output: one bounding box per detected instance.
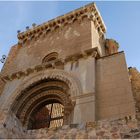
[0,112,26,139]
[1,18,104,76]
[0,53,136,125]
[96,52,135,120]
[0,44,20,75]
[0,77,22,110]
[65,57,95,93]
[0,77,5,96]
[129,67,140,122]
[1,114,139,139]
[26,117,138,139]
[0,54,97,124]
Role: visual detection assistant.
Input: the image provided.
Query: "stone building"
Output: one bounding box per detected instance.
[0,2,138,139]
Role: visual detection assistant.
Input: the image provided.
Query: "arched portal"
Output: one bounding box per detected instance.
[1,69,82,130]
[11,79,75,129]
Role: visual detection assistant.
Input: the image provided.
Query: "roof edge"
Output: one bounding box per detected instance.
[17,2,106,45]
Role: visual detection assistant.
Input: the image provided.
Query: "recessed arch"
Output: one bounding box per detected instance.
[11,80,73,129]
[2,69,82,130]
[12,79,69,116]
[42,52,58,63]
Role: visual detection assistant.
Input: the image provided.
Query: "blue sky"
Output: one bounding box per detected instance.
[0,1,140,71]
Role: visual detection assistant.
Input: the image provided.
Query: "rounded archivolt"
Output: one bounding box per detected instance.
[4,69,82,111]
[4,69,82,129]
[17,69,82,98]
[11,79,74,129]
[42,52,58,63]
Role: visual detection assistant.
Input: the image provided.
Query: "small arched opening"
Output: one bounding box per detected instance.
[42,52,58,63]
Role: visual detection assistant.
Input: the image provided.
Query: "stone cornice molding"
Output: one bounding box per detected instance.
[2,48,99,81]
[17,3,106,45]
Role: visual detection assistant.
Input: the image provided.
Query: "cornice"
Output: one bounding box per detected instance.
[2,48,99,81]
[17,3,106,45]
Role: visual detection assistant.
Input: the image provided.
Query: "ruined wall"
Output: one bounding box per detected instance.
[96,52,135,120]
[129,68,140,122]
[0,113,138,139]
[0,77,22,110]
[13,117,140,139]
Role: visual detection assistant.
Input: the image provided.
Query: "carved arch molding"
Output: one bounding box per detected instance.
[9,69,82,129]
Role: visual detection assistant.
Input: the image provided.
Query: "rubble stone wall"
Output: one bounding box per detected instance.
[0,112,139,139]
[27,117,139,139]
[129,68,140,122]
[0,112,26,139]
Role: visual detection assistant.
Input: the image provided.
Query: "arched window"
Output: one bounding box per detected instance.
[42,52,58,63]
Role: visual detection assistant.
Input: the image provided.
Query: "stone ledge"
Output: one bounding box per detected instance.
[17,3,106,45]
[2,48,99,81]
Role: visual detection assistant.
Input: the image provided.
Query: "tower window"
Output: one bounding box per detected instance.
[42,52,58,63]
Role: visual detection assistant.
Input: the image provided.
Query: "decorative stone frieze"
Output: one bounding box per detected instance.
[17,3,106,45]
[2,48,98,81]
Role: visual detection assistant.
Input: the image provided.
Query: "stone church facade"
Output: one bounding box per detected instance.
[0,2,139,139]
